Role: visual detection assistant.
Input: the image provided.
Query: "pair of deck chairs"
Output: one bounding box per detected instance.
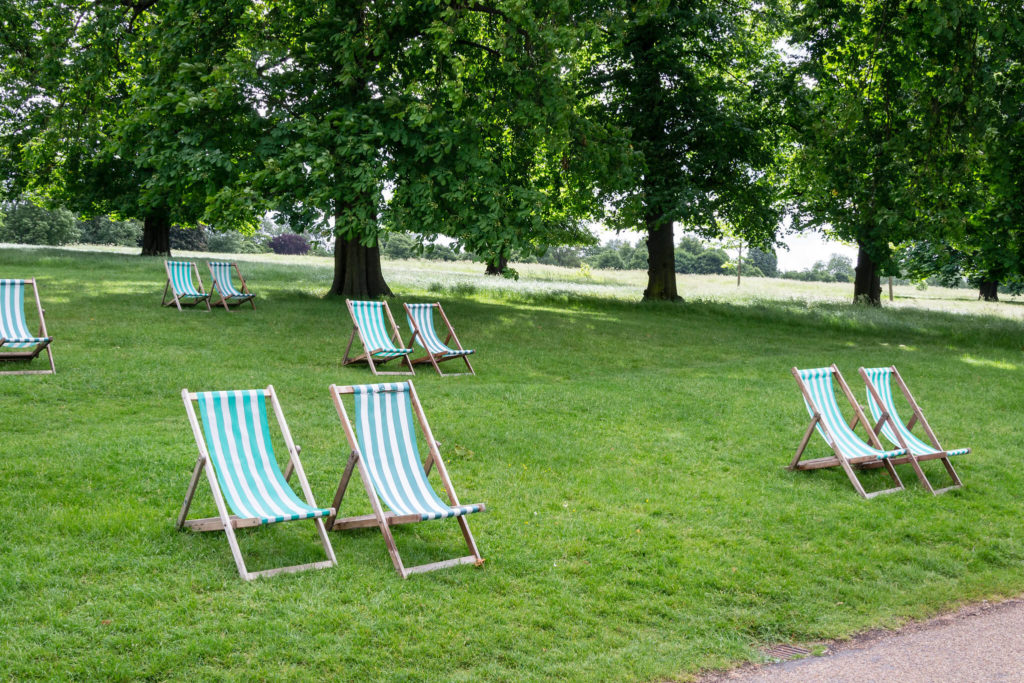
[162,260,255,312]
[344,300,475,376]
[178,381,484,580]
[791,365,969,498]
[0,278,55,375]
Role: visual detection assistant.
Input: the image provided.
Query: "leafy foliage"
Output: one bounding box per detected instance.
[0,200,78,245]
[77,216,142,247]
[268,233,310,256]
[582,0,790,298]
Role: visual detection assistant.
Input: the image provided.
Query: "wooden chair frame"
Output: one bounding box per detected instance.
[208,261,256,311]
[328,381,484,578]
[404,302,475,377]
[162,261,211,312]
[790,365,905,499]
[342,300,414,376]
[859,366,963,495]
[178,385,337,580]
[0,278,55,375]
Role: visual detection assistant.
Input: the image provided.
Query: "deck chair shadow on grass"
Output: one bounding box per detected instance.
[860,366,968,495]
[208,261,255,311]
[404,303,475,376]
[162,260,211,312]
[343,300,414,376]
[328,381,485,578]
[790,365,909,499]
[0,278,54,375]
[178,386,337,580]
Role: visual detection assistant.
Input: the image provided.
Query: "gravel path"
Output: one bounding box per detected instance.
[699,598,1024,682]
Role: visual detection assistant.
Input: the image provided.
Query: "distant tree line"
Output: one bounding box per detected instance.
[0,201,316,255]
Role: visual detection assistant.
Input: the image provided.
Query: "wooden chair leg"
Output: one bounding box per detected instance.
[790,418,818,469]
[177,458,206,530]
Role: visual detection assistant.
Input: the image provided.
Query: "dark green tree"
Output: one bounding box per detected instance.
[0,199,78,245]
[746,247,778,278]
[788,0,999,304]
[0,1,263,255]
[582,0,789,300]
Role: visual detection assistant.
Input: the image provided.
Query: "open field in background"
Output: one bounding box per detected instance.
[1,245,1023,681]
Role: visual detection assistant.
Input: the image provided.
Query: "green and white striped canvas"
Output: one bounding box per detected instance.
[406,303,473,356]
[350,301,412,358]
[195,390,332,524]
[167,261,204,298]
[352,382,481,521]
[209,262,251,299]
[798,367,905,460]
[862,367,970,457]
[0,279,49,348]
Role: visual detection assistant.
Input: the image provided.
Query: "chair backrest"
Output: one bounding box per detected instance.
[797,367,886,459]
[194,390,316,523]
[350,382,457,520]
[862,367,935,454]
[350,301,403,353]
[0,279,39,347]
[406,303,452,353]
[209,262,244,297]
[167,261,202,297]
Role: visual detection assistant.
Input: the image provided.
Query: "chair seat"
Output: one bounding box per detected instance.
[373,349,413,358]
[439,349,474,357]
[0,336,51,348]
[420,503,483,521]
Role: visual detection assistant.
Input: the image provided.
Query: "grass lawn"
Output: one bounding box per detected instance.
[1,244,1023,681]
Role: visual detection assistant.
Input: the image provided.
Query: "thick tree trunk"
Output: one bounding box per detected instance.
[328,234,392,297]
[978,279,999,301]
[643,219,680,301]
[140,209,171,256]
[485,254,508,276]
[853,244,882,305]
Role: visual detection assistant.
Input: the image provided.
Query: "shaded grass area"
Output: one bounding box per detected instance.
[1,247,1023,681]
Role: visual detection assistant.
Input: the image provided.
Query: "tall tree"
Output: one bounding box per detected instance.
[788,0,994,304]
[581,0,789,301]
[0,1,263,255]
[248,1,620,295]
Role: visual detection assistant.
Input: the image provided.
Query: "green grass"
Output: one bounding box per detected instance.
[2,245,1023,681]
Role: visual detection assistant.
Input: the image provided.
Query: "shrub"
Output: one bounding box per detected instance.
[382,232,415,259]
[268,233,310,255]
[694,249,729,274]
[206,231,245,253]
[170,225,207,250]
[590,250,625,270]
[538,246,582,268]
[0,201,79,245]
[746,247,778,277]
[77,216,142,246]
[674,249,697,273]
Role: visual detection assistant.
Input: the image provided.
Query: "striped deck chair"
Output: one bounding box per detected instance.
[162,260,211,311]
[0,279,55,375]
[404,302,475,376]
[790,365,907,498]
[860,366,968,494]
[178,386,337,580]
[328,381,485,578]
[343,300,414,375]
[208,261,255,311]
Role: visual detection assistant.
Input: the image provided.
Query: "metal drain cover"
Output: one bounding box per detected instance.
[762,644,812,660]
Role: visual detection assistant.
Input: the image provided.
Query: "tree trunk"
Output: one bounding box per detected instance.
[140,209,171,256]
[853,244,882,305]
[485,254,508,276]
[328,234,392,297]
[643,218,680,301]
[978,279,999,301]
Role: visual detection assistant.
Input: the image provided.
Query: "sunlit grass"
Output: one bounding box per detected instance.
[1,245,1022,681]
